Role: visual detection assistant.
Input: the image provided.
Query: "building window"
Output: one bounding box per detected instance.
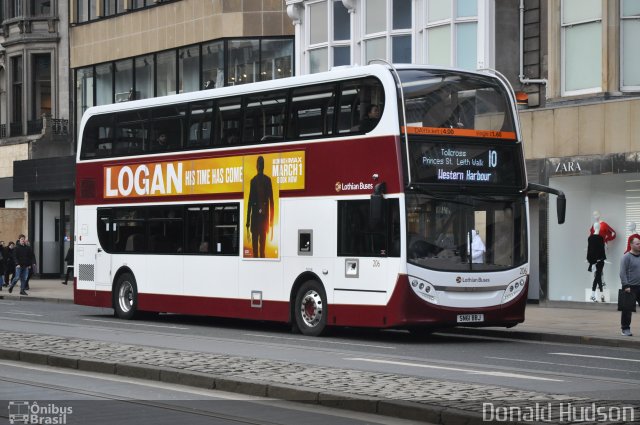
[621,0,640,91]
[179,45,200,94]
[31,0,51,16]
[156,50,177,96]
[308,0,351,73]
[104,0,117,17]
[561,0,602,95]
[31,53,51,120]
[114,59,133,102]
[89,0,98,21]
[96,63,113,105]
[74,37,294,132]
[424,0,477,70]
[135,55,154,99]
[11,56,23,135]
[228,40,259,85]
[362,0,413,65]
[202,41,224,89]
[261,39,293,81]
[76,66,94,135]
[77,0,88,21]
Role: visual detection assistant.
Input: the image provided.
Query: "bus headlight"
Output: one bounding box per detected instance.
[409,276,439,305]
[501,277,526,304]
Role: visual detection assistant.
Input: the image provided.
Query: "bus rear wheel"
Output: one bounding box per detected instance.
[294,280,327,336]
[114,273,138,320]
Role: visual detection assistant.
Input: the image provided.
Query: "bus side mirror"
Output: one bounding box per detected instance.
[557,194,566,225]
[527,183,566,225]
[370,182,387,228]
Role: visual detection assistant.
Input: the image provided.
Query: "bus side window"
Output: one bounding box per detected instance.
[81,115,114,159]
[188,101,213,148]
[151,105,187,152]
[244,91,287,144]
[114,110,148,156]
[212,204,239,255]
[289,84,336,139]
[216,96,242,146]
[337,83,361,134]
[185,206,211,254]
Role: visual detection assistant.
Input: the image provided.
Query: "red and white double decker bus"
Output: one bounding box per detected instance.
[74,64,564,336]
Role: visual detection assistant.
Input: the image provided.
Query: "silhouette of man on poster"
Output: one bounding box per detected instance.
[246,156,274,258]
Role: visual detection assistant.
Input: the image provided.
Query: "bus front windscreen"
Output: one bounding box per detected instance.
[406,193,527,272]
[399,69,515,136]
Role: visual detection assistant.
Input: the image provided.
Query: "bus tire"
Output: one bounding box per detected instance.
[114,273,138,320]
[294,280,327,336]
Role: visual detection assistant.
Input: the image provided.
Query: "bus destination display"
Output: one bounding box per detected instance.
[410,142,521,187]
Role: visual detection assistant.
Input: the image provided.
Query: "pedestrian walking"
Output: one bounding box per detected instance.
[0,241,5,290]
[62,244,73,285]
[3,241,15,287]
[619,236,640,336]
[23,237,35,291]
[8,235,34,295]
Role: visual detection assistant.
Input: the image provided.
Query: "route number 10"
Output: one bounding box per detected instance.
[488,150,498,168]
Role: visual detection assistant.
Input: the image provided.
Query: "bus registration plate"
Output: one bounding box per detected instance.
[457,314,484,323]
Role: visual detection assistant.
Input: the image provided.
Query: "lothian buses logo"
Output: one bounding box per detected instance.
[335,181,374,193]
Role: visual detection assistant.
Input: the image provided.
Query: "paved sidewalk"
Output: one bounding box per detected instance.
[0,279,638,424]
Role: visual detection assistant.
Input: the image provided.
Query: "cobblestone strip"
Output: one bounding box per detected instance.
[0,331,636,424]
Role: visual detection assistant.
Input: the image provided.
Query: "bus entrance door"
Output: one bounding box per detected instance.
[94,246,112,289]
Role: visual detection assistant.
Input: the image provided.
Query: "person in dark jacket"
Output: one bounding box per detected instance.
[62,245,74,285]
[9,235,34,295]
[3,242,15,287]
[23,237,36,291]
[0,241,5,289]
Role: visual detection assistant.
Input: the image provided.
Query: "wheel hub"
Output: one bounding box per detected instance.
[300,290,323,327]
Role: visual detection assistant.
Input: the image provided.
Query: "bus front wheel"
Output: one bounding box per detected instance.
[114,273,138,320]
[294,280,327,336]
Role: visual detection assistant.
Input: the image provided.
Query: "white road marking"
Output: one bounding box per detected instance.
[82,318,189,330]
[244,334,395,350]
[486,356,640,373]
[4,311,43,317]
[551,352,640,363]
[346,357,564,382]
